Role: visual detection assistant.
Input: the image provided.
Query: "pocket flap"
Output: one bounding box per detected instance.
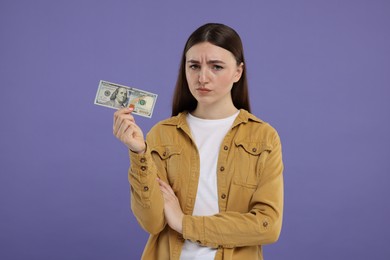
[151,145,182,159]
[234,140,272,156]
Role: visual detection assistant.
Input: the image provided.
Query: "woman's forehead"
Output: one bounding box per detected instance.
[186,42,235,61]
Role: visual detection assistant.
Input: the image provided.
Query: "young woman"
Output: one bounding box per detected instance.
[113,23,284,260]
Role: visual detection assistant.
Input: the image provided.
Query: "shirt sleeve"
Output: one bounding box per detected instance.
[182,132,284,248]
[128,142,166,235]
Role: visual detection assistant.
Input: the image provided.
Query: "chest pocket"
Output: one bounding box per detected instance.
[233,140,272,189]
[151,145,182,190]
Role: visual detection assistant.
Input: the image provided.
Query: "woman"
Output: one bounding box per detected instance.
[113,23,283,260]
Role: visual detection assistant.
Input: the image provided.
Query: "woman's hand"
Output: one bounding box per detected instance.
[157,178,184,234]
[113,107,146,153]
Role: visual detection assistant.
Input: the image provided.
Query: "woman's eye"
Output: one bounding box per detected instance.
[189,64,200,70]
[213,65,223,70]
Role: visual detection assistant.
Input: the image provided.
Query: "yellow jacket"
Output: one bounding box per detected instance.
[128,109,284,260]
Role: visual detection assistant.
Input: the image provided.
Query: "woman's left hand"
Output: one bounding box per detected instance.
[157,178,184,234]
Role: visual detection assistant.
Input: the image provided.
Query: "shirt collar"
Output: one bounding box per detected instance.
[162,109,264,129]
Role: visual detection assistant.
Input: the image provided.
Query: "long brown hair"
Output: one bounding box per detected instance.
[171,23,251,116]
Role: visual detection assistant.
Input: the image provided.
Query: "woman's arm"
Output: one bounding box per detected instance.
[160,133,284,248]
[128,146,166,235]
[113,108,166,234]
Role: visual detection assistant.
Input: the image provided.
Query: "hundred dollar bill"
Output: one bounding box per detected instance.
[94,80,158,118]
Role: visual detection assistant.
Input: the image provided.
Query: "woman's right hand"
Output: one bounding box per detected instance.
[113,107,146,153]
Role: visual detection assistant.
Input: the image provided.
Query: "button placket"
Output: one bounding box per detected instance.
[218,140,230,211]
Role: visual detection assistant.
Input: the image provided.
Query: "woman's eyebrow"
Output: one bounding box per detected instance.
[187,59,226,64]
[207,60,225,64]
[187,59,200,64]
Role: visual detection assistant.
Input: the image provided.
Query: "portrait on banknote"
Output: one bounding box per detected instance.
[101,86,129,108]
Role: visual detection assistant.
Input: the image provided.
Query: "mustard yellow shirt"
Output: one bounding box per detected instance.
[128,109,284,260]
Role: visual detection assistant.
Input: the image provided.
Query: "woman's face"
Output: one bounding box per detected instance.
[185,42,243,109]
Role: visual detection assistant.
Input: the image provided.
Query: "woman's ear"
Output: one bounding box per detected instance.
[233,62,244,83]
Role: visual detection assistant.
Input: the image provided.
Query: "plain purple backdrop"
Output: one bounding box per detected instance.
[1,0,389,259]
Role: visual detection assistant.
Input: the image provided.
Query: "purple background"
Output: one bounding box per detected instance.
[1,0,389,259]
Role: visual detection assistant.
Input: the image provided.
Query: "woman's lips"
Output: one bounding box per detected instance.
[196,87,211,94]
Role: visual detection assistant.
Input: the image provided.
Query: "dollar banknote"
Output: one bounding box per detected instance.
[94,80,158,118]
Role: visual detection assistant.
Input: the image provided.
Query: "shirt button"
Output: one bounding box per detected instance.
[263,221,268,227]
[140,158,146,163]
[143,186,149,191]
[220,166,225,172]
[252,148,257,152]
[221,194,226,199]
[224,145,228,150]
[141,166,147,171]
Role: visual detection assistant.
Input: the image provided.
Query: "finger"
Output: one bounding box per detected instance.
[157,179,176,196]
[114,118,128,137]
[116,120,137,140]
[113,107,135,128]
[113,113,135,136]
[114,111,125,134]
[115,121,132,140]
[157,179,170,194]
[160,188,175,203]
[114,112,134,131]
[114,108,131,124]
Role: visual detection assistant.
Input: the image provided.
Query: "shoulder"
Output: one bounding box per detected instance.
[146,113,187,143]
[236,110,281,146]
[150,113,186,131]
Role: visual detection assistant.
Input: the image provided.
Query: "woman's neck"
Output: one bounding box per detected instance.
[191,103,238,119]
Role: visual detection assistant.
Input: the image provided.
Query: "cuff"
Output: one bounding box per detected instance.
[182,215,205,245]
[129,142,153,175]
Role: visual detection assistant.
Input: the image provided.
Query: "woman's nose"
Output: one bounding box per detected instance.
[198,68,209,84]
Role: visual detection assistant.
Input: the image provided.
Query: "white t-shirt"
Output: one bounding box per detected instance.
[180,111,239,260]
